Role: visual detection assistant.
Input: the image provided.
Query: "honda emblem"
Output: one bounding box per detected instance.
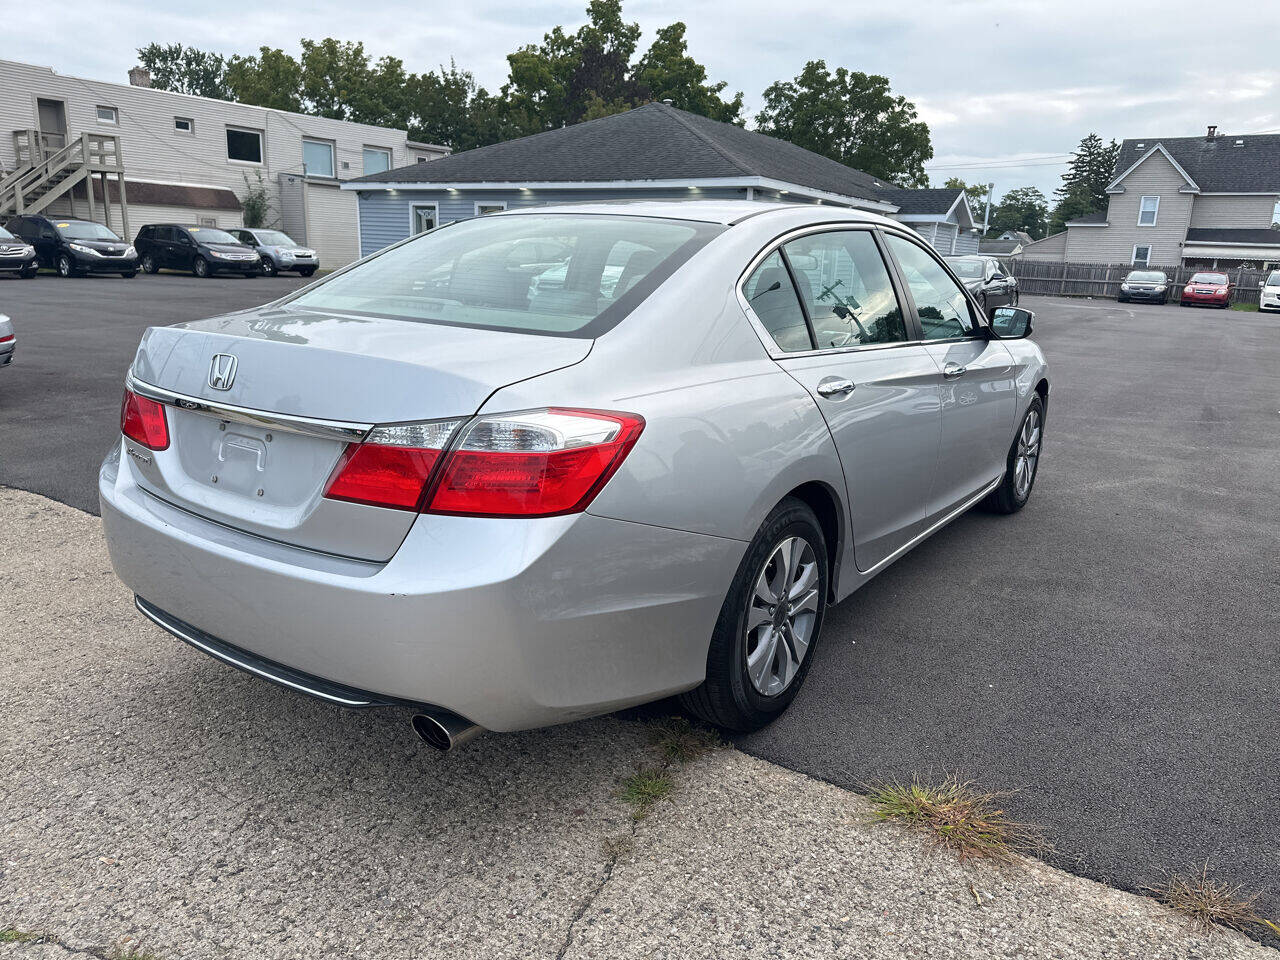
[208,354,238,391]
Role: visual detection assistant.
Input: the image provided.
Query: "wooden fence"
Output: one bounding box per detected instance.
[1008,261,1269,304]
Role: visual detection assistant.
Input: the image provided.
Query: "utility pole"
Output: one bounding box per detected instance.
[981,182,995,236]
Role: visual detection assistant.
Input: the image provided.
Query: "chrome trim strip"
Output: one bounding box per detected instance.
[860,475,1003,578]
[134,597,373,707]
[127,374,371,442]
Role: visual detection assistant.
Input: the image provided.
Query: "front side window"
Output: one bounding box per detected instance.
[96,105,118,124]
[410,204,438,235]
[289,214,716,337]
[743,251,811,352]
[884,234,976,340]
[1132,244,1152,267]
[1138,196,1159,226]
[227,127,263,163]
[303,139,335,177]
[782,230,906,348]
[363,147,392,175]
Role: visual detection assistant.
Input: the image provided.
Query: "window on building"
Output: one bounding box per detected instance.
[96,105,118,125]
[174,117,194,135]
[1272,199,1280,229]
[475,202,507,216]
[1132,244,1152,267]
[410,203,438,235]
[363,147,392,175]
[226,127,263,164]
[1138,196,1160,226]
[303,139,335,178]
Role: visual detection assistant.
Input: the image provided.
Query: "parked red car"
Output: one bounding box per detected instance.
[1179,272,1231,308]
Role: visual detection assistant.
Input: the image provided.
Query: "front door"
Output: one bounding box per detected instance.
[882,233,1018,521]
[36,98,67,153]
[743,228,941,572]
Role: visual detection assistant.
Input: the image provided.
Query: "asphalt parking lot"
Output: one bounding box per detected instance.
[1,277,1278,938]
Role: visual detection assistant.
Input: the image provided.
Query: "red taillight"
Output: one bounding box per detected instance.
[0,334,13,344]
[321,409,644,517]
[120,389,169,450]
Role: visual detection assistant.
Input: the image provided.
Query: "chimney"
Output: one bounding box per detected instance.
[129,67,152,88]
[1206,124,1218,138]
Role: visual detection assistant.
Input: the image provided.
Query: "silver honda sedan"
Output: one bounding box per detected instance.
[100,202,1049,748]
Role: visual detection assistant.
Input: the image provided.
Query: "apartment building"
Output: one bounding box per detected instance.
[0,59,448,267]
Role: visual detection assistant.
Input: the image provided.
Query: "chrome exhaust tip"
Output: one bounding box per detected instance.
[411,711,484,752]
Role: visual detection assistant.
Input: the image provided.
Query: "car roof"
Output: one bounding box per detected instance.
[490,199,898,228]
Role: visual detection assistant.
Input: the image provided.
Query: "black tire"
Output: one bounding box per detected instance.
[978,293,988,318]
[56,254,77,278]
[681,497,828,732]
[984,395,1044,514]
[299,266,317,278]
[141,254,159,274]
[193,256,210,278]
[1160,295,1168,304]
[260,258,277,277]
[1117,295,1128,303]
[122,270,137,279]
[1011,289,1019,307]
[21,263,37,279]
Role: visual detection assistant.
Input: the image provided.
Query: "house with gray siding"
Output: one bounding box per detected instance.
[880,188,980,255]
[0,58,448,266]
[344,102,962,255]
[1039,129,1280,268]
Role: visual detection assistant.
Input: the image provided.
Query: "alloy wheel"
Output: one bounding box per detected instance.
[58,256,71,277]
[744,536,819,697]
[1014,408,1041,498]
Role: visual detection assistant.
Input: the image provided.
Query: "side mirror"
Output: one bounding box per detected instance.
[990,306,1034,339]
[990,272,1006,282]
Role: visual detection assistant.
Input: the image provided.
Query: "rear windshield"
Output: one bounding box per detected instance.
[1126,271,1167,282]
[57,221,121,241]
[287,214,721,337]
[186,227,241,244]
[945,258,984,278]
[1190,273,1228,284]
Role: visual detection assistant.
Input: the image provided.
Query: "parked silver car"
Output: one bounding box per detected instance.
[100,202,1049,747]
[230,228,319,278]
[0,314,14,369]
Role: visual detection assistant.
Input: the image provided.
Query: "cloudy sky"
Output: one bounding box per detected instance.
[10,0,1280,204]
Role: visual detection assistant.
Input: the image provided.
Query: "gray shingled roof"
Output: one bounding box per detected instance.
[1112,134,1280,193]
[352,102,896,204]
[1066,210,1108,225]
[1185,228,1280,245]
[979,239,1021,254]
[879,187,962,215]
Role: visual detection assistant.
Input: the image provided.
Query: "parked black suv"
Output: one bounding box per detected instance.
[134,224,261,278]
[3,215,138,277]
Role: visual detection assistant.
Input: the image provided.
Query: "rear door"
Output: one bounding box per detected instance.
[881,232,1016,523]
[742,227,940,572]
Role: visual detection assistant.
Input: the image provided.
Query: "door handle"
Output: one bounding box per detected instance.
[816,377,855,398]
[942,362,967,379]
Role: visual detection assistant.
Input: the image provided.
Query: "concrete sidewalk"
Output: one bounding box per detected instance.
[0,486,1272,959]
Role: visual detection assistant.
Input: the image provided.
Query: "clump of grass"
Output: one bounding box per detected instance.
[649,716,721,764]
[866,774,1040,862]
[1,929,47,944]
[617,767,674,820]
[1152,863,1280,935]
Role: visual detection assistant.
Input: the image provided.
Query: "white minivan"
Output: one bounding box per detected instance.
[1261,270,1280,312]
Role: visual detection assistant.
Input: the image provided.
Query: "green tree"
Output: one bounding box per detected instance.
[755,61,932,187]
[632,22,743,123]
[1050,133,1120,229]
[136,43,228,98]
[225,47,303,112]
[987,186,1049,239]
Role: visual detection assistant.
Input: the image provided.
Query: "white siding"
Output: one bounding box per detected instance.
[1021,231,1067,262]
[1190,194,1280,229]
[951,229,980,255]
[303,181,360,266]
[1065,152,1193,265]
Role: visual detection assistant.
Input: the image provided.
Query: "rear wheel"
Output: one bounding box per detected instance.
[193,256,210,278]
[984,396,1044,514]
[56,254,78,278]
[681,497,827,732]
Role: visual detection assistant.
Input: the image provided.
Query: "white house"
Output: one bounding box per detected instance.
[0,58,448,266]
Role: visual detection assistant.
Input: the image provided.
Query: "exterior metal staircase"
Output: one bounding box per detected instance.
[0,130,129,235]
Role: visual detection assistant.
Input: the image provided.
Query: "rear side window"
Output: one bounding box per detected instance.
[884,234,977,340]
[288,214,721,338]
[743,251,811,352]
[782,230,906,348]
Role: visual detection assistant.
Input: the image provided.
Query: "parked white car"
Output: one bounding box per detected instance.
[1260,270,1280,312]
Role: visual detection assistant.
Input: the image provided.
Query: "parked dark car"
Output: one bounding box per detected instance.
[1117,269,1170,304]
[1179,271,1231,308]
[134,224,261,278]
[0,224,38,279]
[229,228,319,277]
[3,215,138,277]
[944,255,1018,316]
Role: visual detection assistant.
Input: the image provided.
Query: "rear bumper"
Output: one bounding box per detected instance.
[99,443,743,731]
